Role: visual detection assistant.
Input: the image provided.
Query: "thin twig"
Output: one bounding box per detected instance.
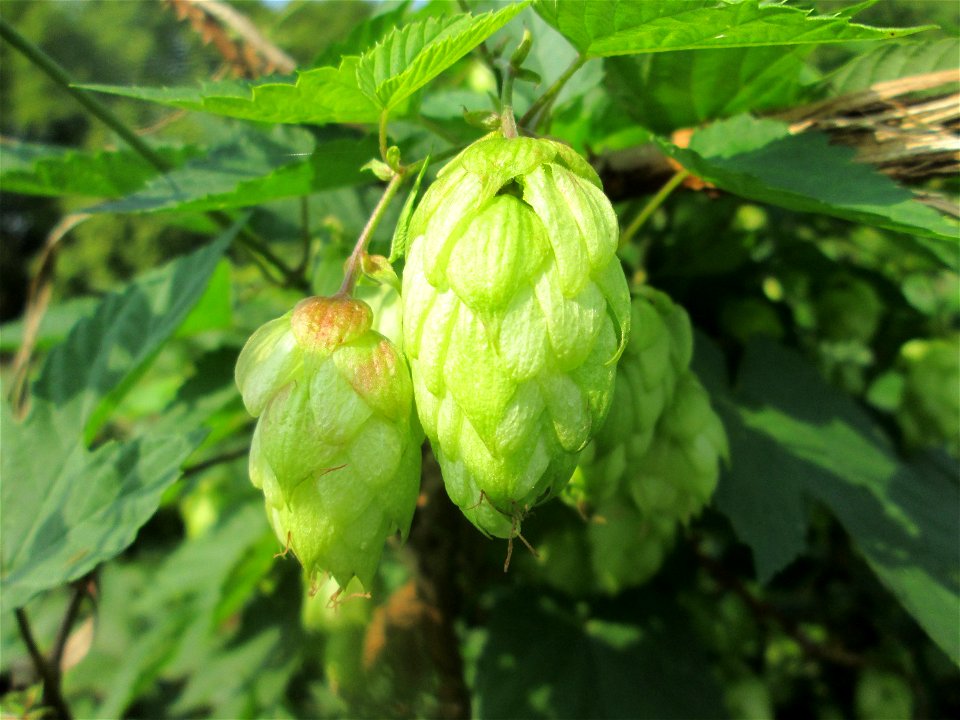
[15,609,73,720]
[0,20,308,292]
[0,19,171,174]
[181,447,250,478]
[51,580,88,673]
[619,169,689,249]
[519,54,586,130]
[337,172,406,296]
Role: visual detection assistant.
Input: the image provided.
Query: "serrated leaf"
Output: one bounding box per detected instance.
[826,39,960,94]
[535,0,934,57]
[356,2,529,111]
[661,115,959,263]
[471,589,725,719]
[712,339,960,665]
[0,228,236,609]
[94,129,378,214]
[0,409,204,611]
[605,45,815,134]
[0,139,197,198]
[81,57,379,125]
[32,224,238,441]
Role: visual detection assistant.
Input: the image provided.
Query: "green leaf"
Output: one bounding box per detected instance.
[0,297,99,352]
[80,57,380,125]
[605,45,815,134]
[713,340,960,665]
[471,589,725,719]
[0,139,196,198]
[32,225,238,440]
[535,0,934,57]
[0,228,236,609]
[94,128,378,214]
[661,115,959,262]
[0,262,231,352]
[826,39,960,95]
[356,2,529,111]
[0,407,203,611]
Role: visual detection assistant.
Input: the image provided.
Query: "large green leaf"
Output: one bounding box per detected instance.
[0,139,196,198]
[605,45,815,134]
[81,57,379,125]
[535,0,933,57]
[0,228,236,610]
[662,115,959,262]
[471,589,725,719]
[709,339,960,665]
[32,226,239,439]
[356,2,529,111]
[94,128,378,214]
[826,38,960,94]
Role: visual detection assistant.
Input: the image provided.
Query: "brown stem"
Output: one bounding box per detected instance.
[15,608,73,720]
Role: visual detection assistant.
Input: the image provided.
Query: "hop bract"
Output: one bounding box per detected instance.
[402,133,631,538]
[235,295,422,589]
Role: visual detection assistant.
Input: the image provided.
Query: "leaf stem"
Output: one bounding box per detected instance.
[619,168,689,248]
[337,171,407,297]
[500,68,519,139]
[15,608,74,720]
[0,19,308,293]
[0,18,171,174]
[378,109,390,162]
[519,54,587,130]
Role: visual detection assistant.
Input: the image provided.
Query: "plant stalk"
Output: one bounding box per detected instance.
[619,169,690,248]
[15,608,74,720]
[0,18,308,292]
[519,54,587,130]
[337,172,406,296]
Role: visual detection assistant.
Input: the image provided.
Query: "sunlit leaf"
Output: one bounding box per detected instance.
[536,0,934,57]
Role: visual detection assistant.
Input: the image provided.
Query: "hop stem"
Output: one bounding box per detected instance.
[337,171,406,297]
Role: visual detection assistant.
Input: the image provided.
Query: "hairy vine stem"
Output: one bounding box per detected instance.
[519,54,587,130]
[0,17,309,293]
[619,168,690,249]
[337,171,407,297]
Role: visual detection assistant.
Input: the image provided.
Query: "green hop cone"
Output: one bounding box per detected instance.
[559,289,728,592]
[568,287,692,505]
[235,295,423,589]
[401,133,631,538]
[625,370,728,524]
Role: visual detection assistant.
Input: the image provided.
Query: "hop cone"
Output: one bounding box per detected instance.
[567,287,692,505]
[235,295,422,589]
[402,134,631,537]
[556,290,728,592]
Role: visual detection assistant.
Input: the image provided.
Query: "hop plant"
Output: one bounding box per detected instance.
[401,133,631,538]
[548,290,728,593]
[567,286,692,505]
[235,295,422,590]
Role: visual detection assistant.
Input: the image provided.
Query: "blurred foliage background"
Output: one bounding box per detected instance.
[1,1,958,719]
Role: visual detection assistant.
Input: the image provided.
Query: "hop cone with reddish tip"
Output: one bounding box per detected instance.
[401,133,631,538]
[235,295,422,589]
